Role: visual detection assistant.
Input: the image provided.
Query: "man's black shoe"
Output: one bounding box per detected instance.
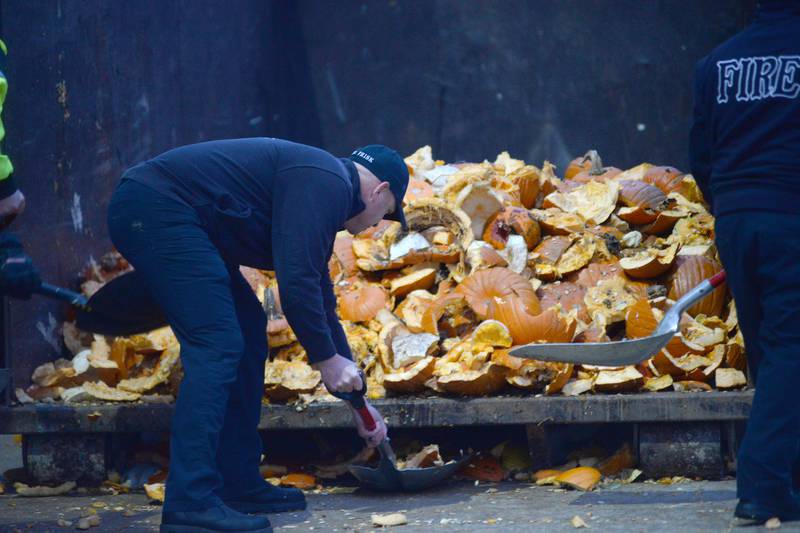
[223,483,307,514]
[735,498,800,523]
[160,504,272,532]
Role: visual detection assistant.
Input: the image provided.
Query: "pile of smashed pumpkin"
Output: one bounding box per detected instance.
[18,147,748,405]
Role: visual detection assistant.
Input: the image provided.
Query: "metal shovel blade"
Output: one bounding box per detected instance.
[75,270,168,336]
[509,332,674,366]
[349,440,471,491]
[508,271,727,366]
[349,439,403,491]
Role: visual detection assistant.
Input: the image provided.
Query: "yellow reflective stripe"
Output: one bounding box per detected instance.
[0,73,12,181]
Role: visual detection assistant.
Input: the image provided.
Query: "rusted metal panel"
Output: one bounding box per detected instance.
[0,390,753,434]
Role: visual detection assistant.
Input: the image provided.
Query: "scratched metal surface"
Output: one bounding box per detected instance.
[299,0,755,169]
[0,1,323,394]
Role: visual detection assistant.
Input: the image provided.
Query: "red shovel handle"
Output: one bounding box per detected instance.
[354,406,377,431]
[329,370,377,431]
[709,270,727,288]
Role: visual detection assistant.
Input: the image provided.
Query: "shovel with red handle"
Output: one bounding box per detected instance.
[331,371,470,491]
[510,271,727,366]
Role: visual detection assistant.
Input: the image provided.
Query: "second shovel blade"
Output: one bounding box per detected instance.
[509,333,675,366]
[76,270,168,336]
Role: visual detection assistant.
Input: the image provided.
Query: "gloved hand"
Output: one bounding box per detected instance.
[0,233,41,299]
[312,353,364,393]
[0,190,26,221]
[313,355,389,447]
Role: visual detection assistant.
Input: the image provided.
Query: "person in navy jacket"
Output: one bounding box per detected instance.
[690,0,800,523]
[108,139,407,533]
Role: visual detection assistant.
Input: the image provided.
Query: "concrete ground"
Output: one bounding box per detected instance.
[0,479,795,532]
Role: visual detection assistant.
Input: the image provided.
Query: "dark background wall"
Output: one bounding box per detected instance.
[300,0,755,168]
[0,0,754,394]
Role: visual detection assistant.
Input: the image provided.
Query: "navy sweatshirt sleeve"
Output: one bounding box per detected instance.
[689,57,714,208]
[320,258,353,360]
[271,166,352,364]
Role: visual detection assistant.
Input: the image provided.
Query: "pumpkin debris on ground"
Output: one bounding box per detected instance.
[372,512,408,527]
[28,147,744,404]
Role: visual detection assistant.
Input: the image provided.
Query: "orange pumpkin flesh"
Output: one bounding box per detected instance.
[537,282,589,322]
[491,302,576,346]
[555,466,601,491]
[279,473,317,490]
[338,283,389,322]
[458,456,506,482]
[642,165,685,194]
[457,268,541,319]
[483,207,542,250]
[404,179,434,203]
[619,180,667,211]
[669,256,726,317]
[513,167,542,209]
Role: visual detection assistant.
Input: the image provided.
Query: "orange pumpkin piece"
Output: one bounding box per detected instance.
[533,209,586,235]
[625,300,658,339]
[642,165,685,194]
[715,368,747,390]
[673,380,713,392]
[456,268,541,319]
[389,267,437,298]
[619,244,678,279]
[545,363,574,395]
[420,292,477,337]
[404,179,434,203]
[533,236,574,266]
[572,165,621,183]
[618,180,668,211]
[458,456,506,482]
[511,166,542,208]
[593,367,644,393]
[617,205,658,225]
[597,443,635,477]
[436,363,508,396]
[564,151,599,180]
[483,207,542,250]
[330,234,359,281]
[669,256,726,317]
[555,466,601,491]
[644,374,674,392]
[279,473,317,490]
[383,356,437,393]
[533,468,563,483]
[641,210,685,235]
[338,283,389,322]
[574,261,624,289]
[537,282,589,322]
[491,303,576,346]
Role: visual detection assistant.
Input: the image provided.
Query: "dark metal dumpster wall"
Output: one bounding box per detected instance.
[0,0,321,395]
[299,0,754,167]
[0,0,754,396]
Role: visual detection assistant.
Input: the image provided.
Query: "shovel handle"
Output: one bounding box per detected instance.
[330,370,377,431]
[709,270,727,288]
[353,406,377,432]
[36,282,90,308]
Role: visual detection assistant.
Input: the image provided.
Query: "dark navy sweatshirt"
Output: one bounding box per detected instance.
[689,0,800,216]
[122,138,365,364]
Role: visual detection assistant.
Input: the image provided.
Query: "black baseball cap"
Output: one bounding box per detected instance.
[349,145,409,230]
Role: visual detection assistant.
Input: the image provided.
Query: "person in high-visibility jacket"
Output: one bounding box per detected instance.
[0,39,41,299]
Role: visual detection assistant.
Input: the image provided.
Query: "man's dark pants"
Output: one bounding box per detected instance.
[108,179,267,512]
[715,211,800,504]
